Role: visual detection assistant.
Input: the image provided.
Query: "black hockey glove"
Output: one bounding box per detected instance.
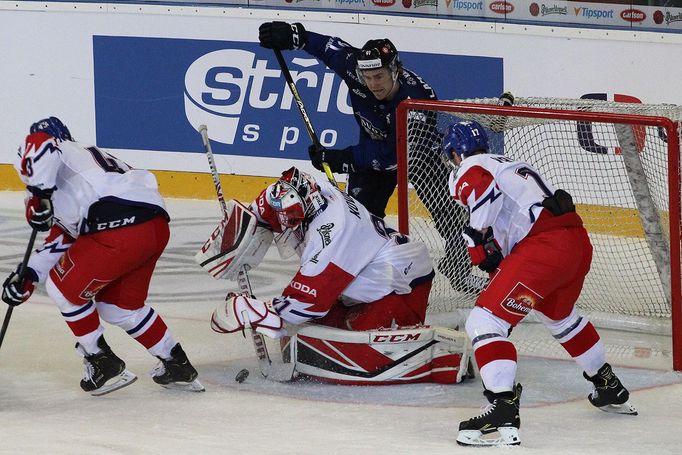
[308,144,355,174]
[258,22,307,50]
[462,226,503,273]
[25,194,54,232]
[2,264,38,306]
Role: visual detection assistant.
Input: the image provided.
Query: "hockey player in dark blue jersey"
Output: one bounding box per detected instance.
[258,21,479,293]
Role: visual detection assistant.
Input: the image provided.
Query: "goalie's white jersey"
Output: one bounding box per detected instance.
[15,133,167,238]
[448,153,556,256]
[251,180,434,325]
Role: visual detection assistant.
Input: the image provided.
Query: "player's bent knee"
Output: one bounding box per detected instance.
[465,306,511,346]
[46,276,80,311]
[96,302,150,331]
[535,308,581,337]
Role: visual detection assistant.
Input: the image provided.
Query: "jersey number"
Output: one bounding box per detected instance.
[87,146,130,174]
[516,166,552,197]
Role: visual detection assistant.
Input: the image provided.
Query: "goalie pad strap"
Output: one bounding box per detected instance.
[289,325,471,385]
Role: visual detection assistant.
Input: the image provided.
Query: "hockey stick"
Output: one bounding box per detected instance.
[198,124,273,378]
[273,49,338,187]
[0,229,38,350]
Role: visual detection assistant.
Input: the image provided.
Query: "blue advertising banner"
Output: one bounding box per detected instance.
[93,36,502,159]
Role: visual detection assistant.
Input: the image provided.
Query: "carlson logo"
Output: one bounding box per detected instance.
[372,332,422,342]
[620,9,646,23]
[54,252,75,281]
[490,1,514,14]
[372,0,395,5]
[79,279,109,301]
[289,280,318,297]
[184,49,352,147]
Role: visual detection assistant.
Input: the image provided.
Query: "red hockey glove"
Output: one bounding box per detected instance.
[25,195,54,232]
[2,264,38,306]
[462,226,503,273]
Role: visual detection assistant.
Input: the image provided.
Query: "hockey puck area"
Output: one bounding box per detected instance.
[235,368,250,383]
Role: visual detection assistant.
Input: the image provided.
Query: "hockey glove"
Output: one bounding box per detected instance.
[258,22,307,50]
[2,264,38,306]
[308,144,355,174]
[211,293,287,339]
[499,91,515,106]
[25,195,54,232]
[462,226,503,273]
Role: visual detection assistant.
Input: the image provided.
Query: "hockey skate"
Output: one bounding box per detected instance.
[584,363,637,415]
[151,343,205,392]
[456,384,522,447]
[77,336,137,397]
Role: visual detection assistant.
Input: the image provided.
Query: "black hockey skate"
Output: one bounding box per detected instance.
[457,384,522,447]
[77,336,137,396]
[151,343,205,392]
[584,363,637,415]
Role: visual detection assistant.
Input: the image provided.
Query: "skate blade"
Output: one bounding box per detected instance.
[90,370,138,396]
[598,400,638,415]
[159,378,205,392]
[456,427,521,447]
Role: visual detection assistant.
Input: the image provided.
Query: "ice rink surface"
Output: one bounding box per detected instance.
[1,191,682,454]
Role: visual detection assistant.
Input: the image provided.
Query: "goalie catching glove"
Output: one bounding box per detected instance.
[463,226,503,273]
[211,293,287,339]
[195,200,273,280]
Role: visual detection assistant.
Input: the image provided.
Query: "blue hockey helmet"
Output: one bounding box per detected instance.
[441,120,489,164]
[30,116,73,141]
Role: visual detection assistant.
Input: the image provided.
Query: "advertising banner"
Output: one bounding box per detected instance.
[93,36,502,160]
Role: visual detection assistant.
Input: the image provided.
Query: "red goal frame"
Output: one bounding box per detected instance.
[396,99,682,371]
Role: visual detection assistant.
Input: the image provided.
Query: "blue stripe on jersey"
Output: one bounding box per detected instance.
[61,301,93,317]
[127,307,155,335]
[471,186,502,214]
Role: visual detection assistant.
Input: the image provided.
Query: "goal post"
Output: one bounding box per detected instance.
[396,97,682,371]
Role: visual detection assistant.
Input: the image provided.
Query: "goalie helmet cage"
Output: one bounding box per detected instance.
[396,97,682,371]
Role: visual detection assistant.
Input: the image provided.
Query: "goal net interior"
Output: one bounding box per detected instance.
[396,97,681,370]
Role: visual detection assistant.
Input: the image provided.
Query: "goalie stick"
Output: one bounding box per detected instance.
[198,125,273,378]
[0,229,38,351]
[273,49,338,188]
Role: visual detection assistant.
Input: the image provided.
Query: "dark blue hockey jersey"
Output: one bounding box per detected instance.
[303,32,438,172]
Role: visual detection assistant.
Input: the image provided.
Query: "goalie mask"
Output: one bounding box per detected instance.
[267,167,327,232]
[356,38,402,84]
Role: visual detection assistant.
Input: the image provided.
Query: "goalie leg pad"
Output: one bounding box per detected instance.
[290,324,471,385]
[195,200,274,280]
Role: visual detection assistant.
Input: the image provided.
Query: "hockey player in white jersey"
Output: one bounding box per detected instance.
[1,117,203,395]
[440,120,636,446]
[206,167,472,384]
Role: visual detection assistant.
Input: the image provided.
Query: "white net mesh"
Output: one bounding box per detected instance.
[401,97,682,335]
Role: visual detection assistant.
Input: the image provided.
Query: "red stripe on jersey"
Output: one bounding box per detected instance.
[474,339,517,369]
[560,322,600,358]
[44,225,75,245]
[66,311,101,337]
[455,165,495,206]
[283,263,354,314]
[21,132,53,176]
[133,316,168,349]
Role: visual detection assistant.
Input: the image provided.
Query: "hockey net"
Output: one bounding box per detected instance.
[396,97,681,370]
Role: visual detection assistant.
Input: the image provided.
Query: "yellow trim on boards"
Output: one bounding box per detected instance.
[0,164,648,237]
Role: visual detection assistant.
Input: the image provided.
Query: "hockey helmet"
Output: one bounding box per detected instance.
[356,38,401,83]
[441,120,489,165]
[30,116,73,142]
[267,167,327,230]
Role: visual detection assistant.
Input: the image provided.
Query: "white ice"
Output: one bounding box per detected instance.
[1,191,681,454]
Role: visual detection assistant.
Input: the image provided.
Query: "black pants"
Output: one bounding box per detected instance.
[347,170,398,219]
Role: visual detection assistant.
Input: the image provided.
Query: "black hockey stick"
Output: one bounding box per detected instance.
[0,229,38,350]
[273,49,339,187]
[198,125,273,378]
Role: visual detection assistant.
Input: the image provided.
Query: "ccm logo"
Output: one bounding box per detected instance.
[290,280,318,297]
[372,333,422,343]
[96,216,136,231]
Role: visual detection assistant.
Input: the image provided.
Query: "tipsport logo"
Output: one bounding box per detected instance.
[184,49,353,150]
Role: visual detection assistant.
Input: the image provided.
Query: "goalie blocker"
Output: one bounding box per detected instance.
[285,324,472,385]
[195,200,274,280]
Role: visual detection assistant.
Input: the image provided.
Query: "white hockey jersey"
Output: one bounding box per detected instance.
[14,133,167,282]
[15,133,167,239]
[251,179,434,325]
[449,154,556,255]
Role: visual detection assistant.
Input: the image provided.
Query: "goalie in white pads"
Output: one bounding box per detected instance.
[441,120,637,447]
[204,167,471,384]
[1,117,203,395]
